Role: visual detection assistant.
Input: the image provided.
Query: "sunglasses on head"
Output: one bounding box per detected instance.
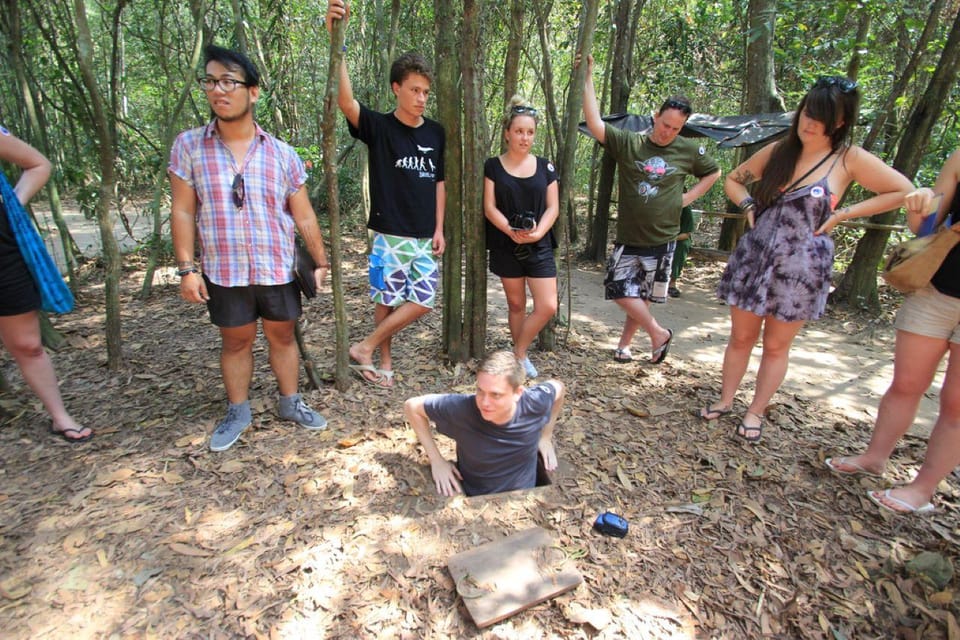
[662,98,692,115]
[511,105,538,116]
[813,76,858,94]
[232,173,244,208]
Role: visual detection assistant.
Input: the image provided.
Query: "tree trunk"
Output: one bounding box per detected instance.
[499,0,525,154]
[140,1,208,298]
[833,6,960,311]
[860,0,945,154]
[73,0,124,370]
[436,0,465,361]
[547,0,599,349]
[719,0,782,251]
[461,0,488,360]
[584,0,644,262]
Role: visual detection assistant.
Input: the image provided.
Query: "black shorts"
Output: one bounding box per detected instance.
[204,275,302,328]
[489,245,557,279]
[0,257,40,316]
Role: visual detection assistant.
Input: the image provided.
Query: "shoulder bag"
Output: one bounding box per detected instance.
[882,218,960,294]
[0,169,74,313]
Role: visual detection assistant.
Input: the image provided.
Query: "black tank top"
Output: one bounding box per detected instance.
[930,182,960,298]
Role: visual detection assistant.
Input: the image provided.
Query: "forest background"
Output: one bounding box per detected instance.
[1,2,960,638]
[0,0,958,380]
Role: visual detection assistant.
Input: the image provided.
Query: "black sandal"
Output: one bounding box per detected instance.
[735,411,763,443]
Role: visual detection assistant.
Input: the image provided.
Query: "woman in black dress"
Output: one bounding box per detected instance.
[483,97,559,379]
[0,127,91,442]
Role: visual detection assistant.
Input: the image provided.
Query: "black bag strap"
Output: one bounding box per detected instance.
[783,151,833,194]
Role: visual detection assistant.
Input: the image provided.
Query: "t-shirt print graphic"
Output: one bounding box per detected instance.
[634,155,677,201]
[394,146,437,178]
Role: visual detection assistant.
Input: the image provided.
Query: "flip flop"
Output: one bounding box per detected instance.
[49,426,94,444]
[699,404,731,421]
[613,347,633,363]
[650,329,673,364]
[376,369,395,388]
[735,411,763,443]
[825,457,883,478]
[867,489,935,515]
[349,362,383,386]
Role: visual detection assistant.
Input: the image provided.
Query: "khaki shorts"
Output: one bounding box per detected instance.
[894,285,960,343]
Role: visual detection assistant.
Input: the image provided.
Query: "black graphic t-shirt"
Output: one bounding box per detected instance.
[483,156,558,252]
[348,103,446,238]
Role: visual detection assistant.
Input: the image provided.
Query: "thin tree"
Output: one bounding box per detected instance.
[323,16,350,390]
[834,6,960,311]
[435,0,465,360]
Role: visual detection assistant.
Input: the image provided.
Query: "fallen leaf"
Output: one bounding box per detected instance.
[168,542,213,557]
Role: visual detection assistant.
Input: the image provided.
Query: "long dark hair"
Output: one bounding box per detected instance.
[753,76,860,207]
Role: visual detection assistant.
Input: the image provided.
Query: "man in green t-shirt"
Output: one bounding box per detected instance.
[582,54,720,364]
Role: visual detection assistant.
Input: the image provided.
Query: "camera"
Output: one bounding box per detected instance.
[508,210,537,231]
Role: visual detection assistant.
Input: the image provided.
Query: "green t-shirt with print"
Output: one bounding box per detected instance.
[603,123,719,247]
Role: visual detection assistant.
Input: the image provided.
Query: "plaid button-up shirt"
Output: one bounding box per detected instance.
[169,120,307,287]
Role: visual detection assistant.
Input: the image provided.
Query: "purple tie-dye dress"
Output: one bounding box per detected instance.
[717,176,835,322]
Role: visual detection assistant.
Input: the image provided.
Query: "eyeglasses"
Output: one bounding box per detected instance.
[232,174,244,208]
[511,105,538,116]
[197,76,250,93]
[813,76,858,94]
[662,99,692,115]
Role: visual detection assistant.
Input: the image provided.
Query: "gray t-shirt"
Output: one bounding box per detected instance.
[423,383,557,496]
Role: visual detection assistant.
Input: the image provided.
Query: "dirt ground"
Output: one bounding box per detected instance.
[0,244,957,639]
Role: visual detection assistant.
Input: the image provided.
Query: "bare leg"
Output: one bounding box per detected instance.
[262,318,299,396]
[835,330,947,476]
[350,301,430,380]
[219,322,257,404]
[613,298,670,358]
[737,315,805,437]
[703,306,763,418]
[504,277,558,360]
[501,277,527,348]
[0,311,90,439]
[884,341,960,509]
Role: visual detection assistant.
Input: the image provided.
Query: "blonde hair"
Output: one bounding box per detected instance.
[478,350,525,388]
[501,95,539,131]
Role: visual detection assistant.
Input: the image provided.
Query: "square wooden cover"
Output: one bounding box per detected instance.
[446,526,582,628]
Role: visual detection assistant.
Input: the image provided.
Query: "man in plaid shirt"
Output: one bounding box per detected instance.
[169,45,330,452]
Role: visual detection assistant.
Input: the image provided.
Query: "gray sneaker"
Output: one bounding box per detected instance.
[279,393,327,430]
[210,402,252,452]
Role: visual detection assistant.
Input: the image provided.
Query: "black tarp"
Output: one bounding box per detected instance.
[578,112,794,148]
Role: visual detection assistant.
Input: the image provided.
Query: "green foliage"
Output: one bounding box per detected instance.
[0,0,956,241]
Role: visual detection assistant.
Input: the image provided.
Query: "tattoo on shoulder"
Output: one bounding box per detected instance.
[733,168,757,185]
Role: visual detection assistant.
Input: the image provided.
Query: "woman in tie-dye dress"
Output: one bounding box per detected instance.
[700,77,913,442]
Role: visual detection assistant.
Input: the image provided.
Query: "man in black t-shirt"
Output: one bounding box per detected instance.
[328,0,446,388]
[404,351,564,496]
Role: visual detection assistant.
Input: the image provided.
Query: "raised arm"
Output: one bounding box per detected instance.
[580,54,605,145]
[326,0,360,127]
[404,396,463,496]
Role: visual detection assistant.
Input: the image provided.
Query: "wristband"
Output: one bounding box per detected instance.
[176,267,199,277]
[738,196,756,211]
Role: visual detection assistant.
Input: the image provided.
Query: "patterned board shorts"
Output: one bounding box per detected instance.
[369,232,439,308]
[604,242,675,303]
